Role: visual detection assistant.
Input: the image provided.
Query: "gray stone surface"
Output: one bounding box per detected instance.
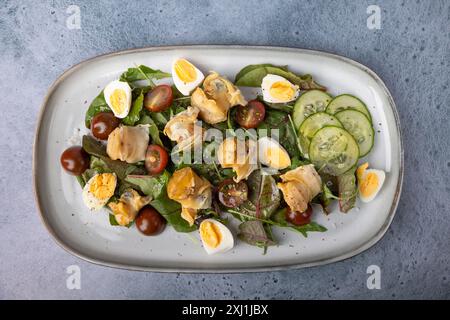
[0,0,448,299]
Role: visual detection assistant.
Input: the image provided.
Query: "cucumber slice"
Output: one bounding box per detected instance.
[326,94,372,122]
[292,90,332,129]
[309,126,359,176]
[298,112,343,158]
[334,109,374,157]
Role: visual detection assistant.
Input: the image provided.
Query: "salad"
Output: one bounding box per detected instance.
[60,58,386,255]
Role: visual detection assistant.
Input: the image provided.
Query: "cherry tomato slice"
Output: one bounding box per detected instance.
[285,205,313,226]
[235,100,266,129]
[60,146,90,176]
[217,179,248,208]
[145,144,168,175]
[136,206,166,236]
[91,112,120,140]
[144,85,173,112]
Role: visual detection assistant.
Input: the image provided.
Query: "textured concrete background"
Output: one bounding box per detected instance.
[0,0,449,299]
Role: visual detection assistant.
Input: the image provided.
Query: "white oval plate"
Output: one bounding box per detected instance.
[33,46,403,273]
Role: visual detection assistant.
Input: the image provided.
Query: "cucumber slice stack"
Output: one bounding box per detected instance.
[293,92,375,175]
[309,126,360,176]
[298,112,342,157]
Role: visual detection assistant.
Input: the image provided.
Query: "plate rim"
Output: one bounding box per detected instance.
[33,45,404,273]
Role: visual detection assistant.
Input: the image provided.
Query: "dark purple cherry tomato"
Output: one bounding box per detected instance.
[235,100,266,129]
[217,179,248,208]
[60,146,90,175]
[91,112,120,140]
[136,206,166,236]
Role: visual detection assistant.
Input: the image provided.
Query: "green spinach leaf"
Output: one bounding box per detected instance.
[125,172,196,233]
[84,91,111,128]
[119,65,170,87]
[234,64,288,83]
[138,115,164,147]
[235,65,325,90]
[122,92,143,126]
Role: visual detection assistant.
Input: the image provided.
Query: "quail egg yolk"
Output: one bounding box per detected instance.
[200,221,222,248]
[357,162,369,180]
[359,172,379,198]
[174,59,197,83]
[89,173,116,199]
[265,147,291,169]
[269,81,296,101]
[110,89,127,115]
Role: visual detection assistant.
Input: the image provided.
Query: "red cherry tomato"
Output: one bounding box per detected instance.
[91,112,120,140]
[285,205,313,226]
[144,85,173,112]
[235,100,266,129]
[145,145,168,175]
[136,206,166,236]
[60,146,90,175]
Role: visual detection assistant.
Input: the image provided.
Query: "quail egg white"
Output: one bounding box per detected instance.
[82,173,117,210]
[261,74,299,103]
[258,136,291,170]
[199,219,234,255]
[172,58,205,96]
[103,80,132,118]
[357,162,385,203]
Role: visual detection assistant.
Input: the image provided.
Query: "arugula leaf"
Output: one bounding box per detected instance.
[84,91,111,128]
[272,208,327,237]
[122,92,143,126]
[138,115,164,147]
[338,169,357,213]
[119,65,170,87]
[238,220,276,247]
[125,172,196,233]
[256,95,293,113]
